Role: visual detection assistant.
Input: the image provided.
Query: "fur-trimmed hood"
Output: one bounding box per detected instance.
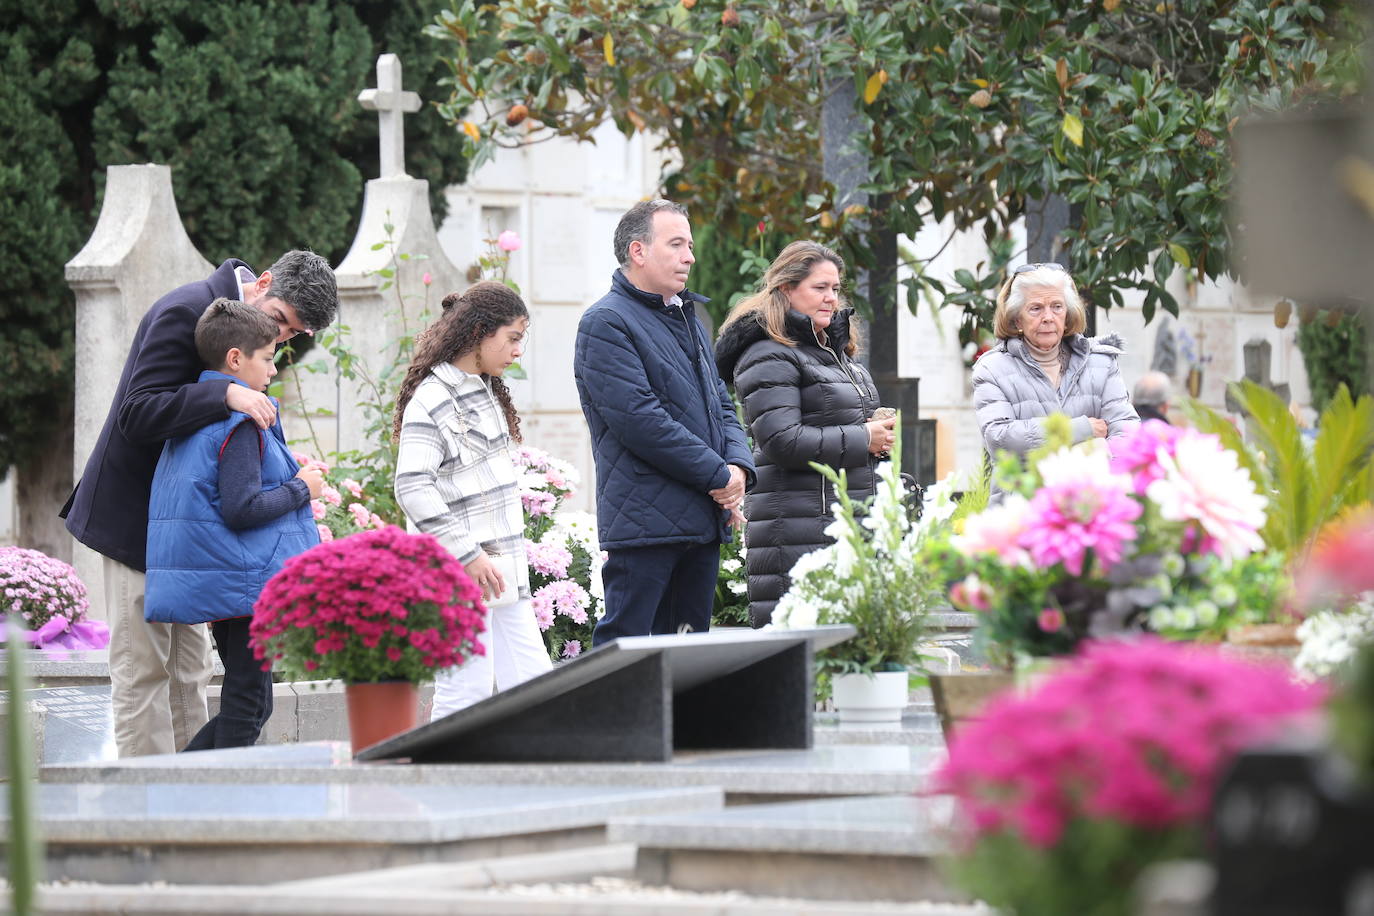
[715,308,858,384]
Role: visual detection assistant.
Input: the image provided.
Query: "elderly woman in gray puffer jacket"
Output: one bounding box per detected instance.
[972,263,1138,468]
[715,241,896,628]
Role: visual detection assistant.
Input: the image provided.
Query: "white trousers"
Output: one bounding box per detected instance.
[430,597,553,720]
[104,556,213,757]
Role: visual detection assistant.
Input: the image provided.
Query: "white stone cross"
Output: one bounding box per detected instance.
[358,54,421,179]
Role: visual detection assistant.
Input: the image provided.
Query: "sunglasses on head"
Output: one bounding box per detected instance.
[1011,262,1068,275]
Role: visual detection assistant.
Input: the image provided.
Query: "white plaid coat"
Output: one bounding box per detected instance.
[394,363,529,596]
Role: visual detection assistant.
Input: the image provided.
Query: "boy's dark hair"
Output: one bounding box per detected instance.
[264,249,338,332]
[195,298,279,369]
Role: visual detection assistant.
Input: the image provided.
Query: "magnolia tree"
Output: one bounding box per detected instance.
[429,0,1359,332]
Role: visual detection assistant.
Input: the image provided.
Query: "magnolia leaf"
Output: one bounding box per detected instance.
[1056,58,1068,91]
[864,71,884,104]
[1062,112,1084,147]
[1167,243,1191,269]
[603,34,615,66]
[970,78,989,88]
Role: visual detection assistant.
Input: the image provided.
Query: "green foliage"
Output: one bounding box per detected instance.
[5,615,44,916]
[711,535,750,628]
[1181,379,1374,559]
[950,817,1199,916]
[1330,642,1374,785]
[1297,310,1368,414]
[430,0,1359,328]
[0,0,468,472]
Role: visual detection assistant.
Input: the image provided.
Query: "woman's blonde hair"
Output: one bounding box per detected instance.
[719,240,858,356]
[993,265,1087,340]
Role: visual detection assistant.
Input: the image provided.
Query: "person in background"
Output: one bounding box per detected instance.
[714,241,892,628]
[971,262,1138,470]
[61,251,337,757]
[574,199,755,646]
[393,282,552,719]
[1132,370,1173,424]
[144,299,323,750]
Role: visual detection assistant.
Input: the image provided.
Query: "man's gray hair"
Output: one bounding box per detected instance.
[265,249,338,332]
[1133,370,1172,407]
[613,199,689,268]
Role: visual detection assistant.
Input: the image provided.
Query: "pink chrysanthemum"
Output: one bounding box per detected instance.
[1021,481,1141,576]
[1109,419,1185,495]
[561,639,583,659]
[937,639,1323,849]
[525,540,573,579]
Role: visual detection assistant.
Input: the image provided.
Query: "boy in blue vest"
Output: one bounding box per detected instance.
[144,299,324,750]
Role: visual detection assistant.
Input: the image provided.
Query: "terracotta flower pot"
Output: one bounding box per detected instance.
[1221,622,1302,665]
[345,681,419,755]
[928,671,1015,744]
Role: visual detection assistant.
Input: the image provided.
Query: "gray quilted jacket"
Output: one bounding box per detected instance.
[971,332,1139,461]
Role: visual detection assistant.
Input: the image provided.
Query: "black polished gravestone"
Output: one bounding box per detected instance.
[356,625,857,764]
[1210,729,1374,916]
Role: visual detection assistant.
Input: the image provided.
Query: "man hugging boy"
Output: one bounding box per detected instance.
[144,298,324,750]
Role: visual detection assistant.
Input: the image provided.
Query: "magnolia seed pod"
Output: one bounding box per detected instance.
[721,4,739,26]
[506,104,529,127]
[1298,303,1318,324]
[970,89,992,109]
[1273,300,1292,329]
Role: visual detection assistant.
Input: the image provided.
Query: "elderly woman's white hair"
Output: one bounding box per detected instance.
[993,264,1088,341]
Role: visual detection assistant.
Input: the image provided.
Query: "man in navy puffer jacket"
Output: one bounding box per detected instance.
[575,200,755,645]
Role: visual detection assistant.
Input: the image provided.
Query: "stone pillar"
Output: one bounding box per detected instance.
[63,164,212,620]
[316,176,467,459]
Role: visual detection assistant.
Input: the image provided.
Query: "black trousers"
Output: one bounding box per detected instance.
[592,541,720,646]
[183,616,273,751]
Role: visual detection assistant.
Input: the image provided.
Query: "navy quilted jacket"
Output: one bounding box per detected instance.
[574,271,755,549]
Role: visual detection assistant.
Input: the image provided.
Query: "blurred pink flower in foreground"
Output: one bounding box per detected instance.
[497,230,522,252]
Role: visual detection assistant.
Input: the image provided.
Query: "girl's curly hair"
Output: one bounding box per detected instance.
[392,281,529,443]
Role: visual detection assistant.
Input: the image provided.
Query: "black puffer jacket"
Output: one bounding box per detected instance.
[715,308,883,627]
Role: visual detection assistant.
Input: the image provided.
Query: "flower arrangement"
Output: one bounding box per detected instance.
[935,416,1281,663]
[712,536,750,628]
[1292,509,1374,680]
[527,511,605,661]
[516,445,578,541]
[937,639,1323,916]
[250,526,486,684]
[0,547,107,651]
[293,453,390,544]
[774,433,952,678]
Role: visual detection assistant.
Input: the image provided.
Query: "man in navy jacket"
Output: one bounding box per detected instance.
[574,200,755,646]
[61,251,337,757]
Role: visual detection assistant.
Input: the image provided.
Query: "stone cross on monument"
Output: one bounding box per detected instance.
[358,53,421,179]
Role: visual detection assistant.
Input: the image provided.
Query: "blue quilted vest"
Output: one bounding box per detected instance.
[145,372,318,623]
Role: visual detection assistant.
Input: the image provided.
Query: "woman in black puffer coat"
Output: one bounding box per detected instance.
[714,241,896,627]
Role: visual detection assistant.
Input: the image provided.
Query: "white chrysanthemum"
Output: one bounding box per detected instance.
[832,536,858,578]
[1037,440,1130,493]
[722,558,742,573]
[1295,598,1374,679]
[727,579,747,596]
[789,546,834,583]
[1146,433,1267,562]
[773,592,818,629]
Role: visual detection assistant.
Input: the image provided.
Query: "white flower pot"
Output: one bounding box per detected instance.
[831,670,908,725]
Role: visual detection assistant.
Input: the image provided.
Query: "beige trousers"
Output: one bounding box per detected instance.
[104,556,213,757]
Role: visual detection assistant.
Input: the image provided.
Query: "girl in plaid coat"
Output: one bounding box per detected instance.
[392,282,552,718]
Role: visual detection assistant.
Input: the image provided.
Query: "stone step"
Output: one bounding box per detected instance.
[40,740,944,803]
[607,794,964,904]
[13,778,722,886]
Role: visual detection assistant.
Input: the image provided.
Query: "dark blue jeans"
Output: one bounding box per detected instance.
[593,541,721,646]
[182,616,272,751]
